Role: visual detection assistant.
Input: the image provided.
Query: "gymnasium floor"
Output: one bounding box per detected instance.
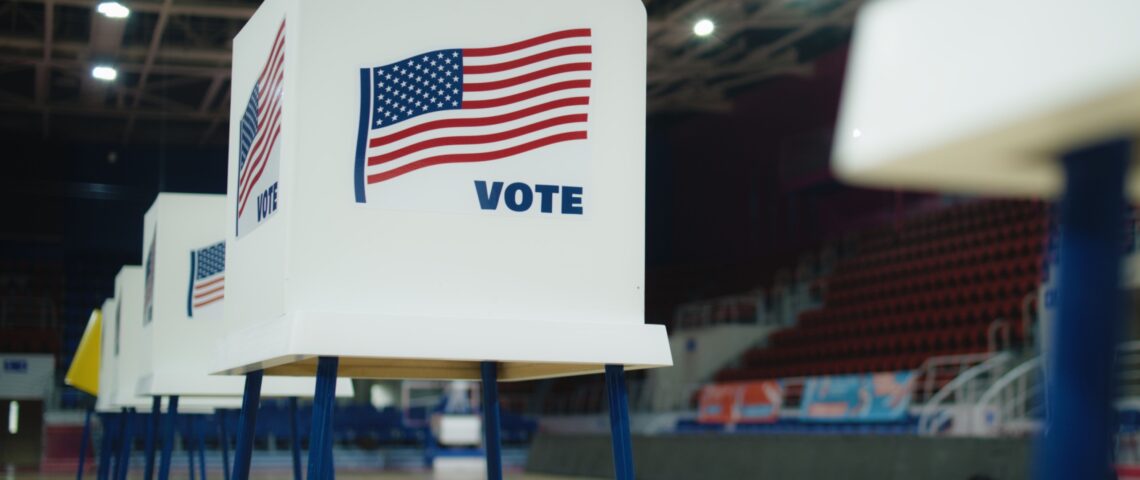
[12,473,592,480]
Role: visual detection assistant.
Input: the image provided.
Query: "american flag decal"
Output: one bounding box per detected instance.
[187,241,225,317]
[235,19,285,235]
[143,229,156,325]
[353,29,592,202]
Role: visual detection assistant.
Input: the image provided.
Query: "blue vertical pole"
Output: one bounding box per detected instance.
[605,364,634,480]
[97,413,115,480]
[306,357,338,480]
[231,372,263,480]
[218,411,231,480]
[77,407,93,480]
[187,416,197,480]
[288,397,301,480]
[196,416,208,480]
[113,409,130,480]
[158,396,179,480]
[480,362,503,480]
[1040,138,1129,480]
[144,397,161,480]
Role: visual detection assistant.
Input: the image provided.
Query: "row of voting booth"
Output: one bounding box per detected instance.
[67,0,673,479]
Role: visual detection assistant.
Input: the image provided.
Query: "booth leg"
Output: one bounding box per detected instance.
[605,364,635,480]
[113,409,130,480]
[187,416,197,480]
[306,357,339,480]
[97,413,115,480]
[288,397,301,480]
[480,361,503,480]
[218,411,231,480]
[232,372,263,480]
[1040,139,1130,480]
[144,397,160,480]
[77,407,92,480]
[158,396,179,480]
[196,416,208,480]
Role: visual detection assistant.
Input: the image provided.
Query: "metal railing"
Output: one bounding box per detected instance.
[972,356,1043,437]
[916,352,1014,435]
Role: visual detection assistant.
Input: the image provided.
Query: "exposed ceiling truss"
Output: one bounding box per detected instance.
[0,0,858,145]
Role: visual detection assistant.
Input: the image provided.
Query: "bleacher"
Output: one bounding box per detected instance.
[715,200,1045,383]
[105,401,537,452]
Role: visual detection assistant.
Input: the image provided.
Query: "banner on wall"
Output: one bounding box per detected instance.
[697,380,782,424]
[800,371,915,422]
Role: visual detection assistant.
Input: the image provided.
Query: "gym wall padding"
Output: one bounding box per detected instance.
[526,433,1030,480]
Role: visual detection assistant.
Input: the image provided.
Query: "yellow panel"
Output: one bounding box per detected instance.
[64,309,102,395]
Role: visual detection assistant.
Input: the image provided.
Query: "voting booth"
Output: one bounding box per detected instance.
[832,0,1140,478]
[139,193,348,398]
[215,0,669,381]
[95,299,118,414]
[217,1,668,479]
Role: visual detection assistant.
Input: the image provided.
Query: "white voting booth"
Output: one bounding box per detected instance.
[215,0,670,381]
[138,193,350,399]
[95,298,118,414]
[216,1,668,478]
[832,0,1140,478]
[832,0,1140,197]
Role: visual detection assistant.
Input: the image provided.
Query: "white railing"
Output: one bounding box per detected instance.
[972,357,1042,437]
[917,352,1014,435]
[914,351,998,403]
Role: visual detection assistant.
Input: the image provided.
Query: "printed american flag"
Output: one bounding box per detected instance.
[187,241,225,317]
[353,29,592,202]
[235,19,285,221]
[143,230,156,325]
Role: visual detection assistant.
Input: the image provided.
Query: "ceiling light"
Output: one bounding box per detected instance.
[96,2,130,19]
[91,65,118,81]
[693,18,715,37]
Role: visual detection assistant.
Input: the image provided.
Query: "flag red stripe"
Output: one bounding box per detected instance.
[255,21,285,87]
[463,29,591,57]
[240,66,283,187]
[368,113,587,166]
[367,130,586,184]
[463,46,591,75]
[257,51,285,118]
[238,122,282,215]
[193,295,223,309]
[368,96,588,148]
[238,107,282,207]
[462,80,590,109]
[193,285,224,299]
[194,276,224,290]
[463,63,591,92]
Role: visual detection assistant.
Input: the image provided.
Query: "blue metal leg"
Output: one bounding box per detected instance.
[196,416,208,480]
[232,372,263,480]
[1040,138,1130,480]
[187,416,196,480]
[605,364,635,480]
[144,397,160,480]
[119,408,136,480]
[480,362,503,480]
[97,413,116,480]
[112,409,128,480]
[158,396,179,480]
[77,407,92,480]
[218,411,231,480]
[306,357,339,480]
[288,397,301,480]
